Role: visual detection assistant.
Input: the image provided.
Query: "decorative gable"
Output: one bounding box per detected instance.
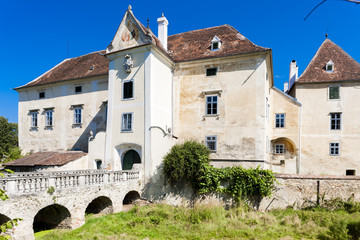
[106,6,151,54]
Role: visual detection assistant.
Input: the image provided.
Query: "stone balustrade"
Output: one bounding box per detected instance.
[1,170,140,195]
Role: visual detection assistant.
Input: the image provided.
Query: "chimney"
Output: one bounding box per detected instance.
[289,60,298,89]
[284,82,289,92]
[157,13,168,50]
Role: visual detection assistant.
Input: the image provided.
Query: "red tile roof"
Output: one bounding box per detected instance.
[168,25,269,62]
[16,25,269,89]
[5,151,87,167]
[15,50,109,90]
[297,39,360,83]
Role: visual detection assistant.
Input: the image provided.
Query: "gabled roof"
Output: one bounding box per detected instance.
[15,50,109,90]
[168,25,269,63]
[297,39,360,83]
[4,151,87,167]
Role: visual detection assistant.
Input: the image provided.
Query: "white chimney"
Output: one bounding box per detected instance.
[289,60,298,89]
[284,82,289,92]
[157,13,169,50]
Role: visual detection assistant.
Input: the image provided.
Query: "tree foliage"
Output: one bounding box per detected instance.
[0,117,21,163]
[163,141,277,202]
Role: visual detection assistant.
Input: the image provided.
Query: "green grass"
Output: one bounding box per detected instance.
[35,202,360,240]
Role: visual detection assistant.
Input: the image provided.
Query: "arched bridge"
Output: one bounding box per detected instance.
[0,169,142,240]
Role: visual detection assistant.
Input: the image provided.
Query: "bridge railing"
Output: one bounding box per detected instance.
[1,170,140,195]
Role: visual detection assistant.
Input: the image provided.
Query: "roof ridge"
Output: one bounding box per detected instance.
[168,24,232,38]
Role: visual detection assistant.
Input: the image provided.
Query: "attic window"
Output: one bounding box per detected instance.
[89,66,94,71]
[211,36,221,51]
[39,92,45,99]
[75,86,82,93]
[326,60,334,73]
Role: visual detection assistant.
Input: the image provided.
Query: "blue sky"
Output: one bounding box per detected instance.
[0,0,359,123]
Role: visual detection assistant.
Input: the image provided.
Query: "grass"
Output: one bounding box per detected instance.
[35,201,360,240]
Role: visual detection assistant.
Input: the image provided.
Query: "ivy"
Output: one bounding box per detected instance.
[163,141,277,202]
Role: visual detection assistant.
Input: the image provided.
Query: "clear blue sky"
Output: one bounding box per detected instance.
[0,0,359,123]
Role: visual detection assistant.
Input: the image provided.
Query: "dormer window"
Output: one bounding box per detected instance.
[211,36,221,51]
[326,60,334,73]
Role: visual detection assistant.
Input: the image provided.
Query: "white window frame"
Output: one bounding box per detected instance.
[205,135,217,151]
[330,142,340,156]
[45,109,54,127]
[73,107,82,125]
[330,112,341,130]
[122,79,134,100]
[328,85,340,100]
[205,95,218,116]
[326,60,334,73]
[275,113,285,128]
[122,112,133,132]
[30,111,38,128]
[211,36,221,51]
[274,144,285,154]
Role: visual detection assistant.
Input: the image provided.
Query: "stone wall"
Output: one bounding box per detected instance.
[259,174,360,210]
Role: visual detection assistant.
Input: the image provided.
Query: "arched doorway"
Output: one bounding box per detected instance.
[33,204,71,233]
[85,196,113,215]
[122,150,141,170]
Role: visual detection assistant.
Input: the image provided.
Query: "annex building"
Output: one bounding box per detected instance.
[7,6,360,177]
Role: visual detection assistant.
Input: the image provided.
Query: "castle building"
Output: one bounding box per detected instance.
[7,7,360,177]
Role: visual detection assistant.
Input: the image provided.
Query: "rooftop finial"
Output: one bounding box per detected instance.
[128,5,132,11]
[162,12,164,17]
[325,33,328,38]
[147,18,149,28]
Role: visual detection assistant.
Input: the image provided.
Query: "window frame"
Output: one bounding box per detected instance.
[326,60,334,73]
[45,109,54,127]
[73,106,82,125]
[122,79,134,100]
[206,67,218,76]
[330,112,341,130]
[275,113,286,128]
[75,85,82,93]
[121,112,133,132]
[329,86,340,100]
[205,135,217,152]
[329,142,340,156]
[205,95,218,116]
[30,111,38,128]
[39,91,45,99]
[274,144,285,154]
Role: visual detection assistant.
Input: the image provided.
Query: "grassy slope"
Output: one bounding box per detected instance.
[35,203,360,240]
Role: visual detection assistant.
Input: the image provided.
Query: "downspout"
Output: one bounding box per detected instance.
[297,103,302,174]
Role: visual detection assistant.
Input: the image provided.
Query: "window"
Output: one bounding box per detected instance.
[211,36,221,51]
[205,136,217,151]
[206,68,217,76]
[123,80,133,99]
[346,169,355,176]
[326,60,334,73]
[329,86,340,100]
[45,110,53,127]
[330,113,341,130]
[275,144,285,154]
[73,107,82,124]
[39,92,45,99]
[206,95,218,115]
[95,160,102,170]
[122,113,133,132]
[275,113,285,128]
[75,86,82,93]
[330,142,339,156]
[30,112,38,128]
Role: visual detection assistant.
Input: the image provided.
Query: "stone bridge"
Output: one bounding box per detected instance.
[0,169,142,239]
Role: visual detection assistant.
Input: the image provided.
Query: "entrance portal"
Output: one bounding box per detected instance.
[122,150,141,170]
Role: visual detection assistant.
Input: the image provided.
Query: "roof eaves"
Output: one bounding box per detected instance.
[272,86,302,106]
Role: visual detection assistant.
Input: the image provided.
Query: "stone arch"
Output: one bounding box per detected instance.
[114,143,142,170]
[123,191,140,205]
[33,204,71,233]
[271,137,297,155]
[85,196,113,215]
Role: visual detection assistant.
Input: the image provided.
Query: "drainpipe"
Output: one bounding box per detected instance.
[297,104,302,174]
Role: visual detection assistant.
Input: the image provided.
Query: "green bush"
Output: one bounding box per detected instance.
[347,220,360,240]
[163,140,276,202]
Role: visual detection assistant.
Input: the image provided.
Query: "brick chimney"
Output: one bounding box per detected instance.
[157,13,168,50]
[289,60,298,89]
